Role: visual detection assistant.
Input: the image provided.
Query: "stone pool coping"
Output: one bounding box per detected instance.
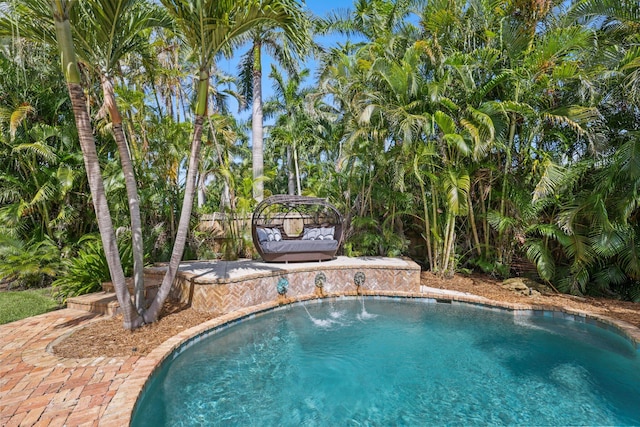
[1,257,639,426]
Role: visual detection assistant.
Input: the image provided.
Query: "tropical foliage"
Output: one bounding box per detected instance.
[0,0,638,331]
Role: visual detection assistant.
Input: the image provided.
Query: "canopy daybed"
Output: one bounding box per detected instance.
[251,195,344,263]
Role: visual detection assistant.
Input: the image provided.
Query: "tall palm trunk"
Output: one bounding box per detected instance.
[430,180,440,271]
[209,119,232,209]
[252,41,264,202]
[143,69,208,323]
[51,2,140,329]
[287,148,295,195]
[197,173,207,208]
[498,113,516,263]
[293,141,302,195]
[101,75,146,314]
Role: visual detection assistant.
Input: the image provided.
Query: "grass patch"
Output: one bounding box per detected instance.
[0,288,61,325]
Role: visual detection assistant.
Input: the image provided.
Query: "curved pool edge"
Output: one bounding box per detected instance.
[98,290,640,427]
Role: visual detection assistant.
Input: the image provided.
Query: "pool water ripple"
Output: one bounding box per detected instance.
[132,299,640,426]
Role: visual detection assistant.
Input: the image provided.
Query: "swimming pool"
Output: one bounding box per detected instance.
[131,298,640,426]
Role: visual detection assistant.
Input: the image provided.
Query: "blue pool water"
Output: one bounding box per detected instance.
[131,298,640,426]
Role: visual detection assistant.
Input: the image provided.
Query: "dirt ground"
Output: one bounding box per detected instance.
[53,272,640,359]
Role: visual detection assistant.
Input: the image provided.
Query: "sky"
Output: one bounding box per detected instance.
[217,0,359,125]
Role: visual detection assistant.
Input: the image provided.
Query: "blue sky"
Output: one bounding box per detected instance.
[307,0,350,17]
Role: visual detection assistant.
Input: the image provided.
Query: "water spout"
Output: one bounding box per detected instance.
[302,304,335,328]
[357,297,377,321]
[328,302,345,320]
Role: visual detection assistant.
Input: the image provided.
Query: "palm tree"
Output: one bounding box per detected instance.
[264,66,313,195]
[237,8,312,202]
[320,0,416,41]
[71,0,171,314]
[196,68,241,210]
[146,0,306,323]
[2,0,171,325]
[47,0,140,328]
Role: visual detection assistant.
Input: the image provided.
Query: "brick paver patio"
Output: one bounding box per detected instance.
[0,308,136,426]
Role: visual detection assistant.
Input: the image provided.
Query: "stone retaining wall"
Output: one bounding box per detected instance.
[145,257,421,316]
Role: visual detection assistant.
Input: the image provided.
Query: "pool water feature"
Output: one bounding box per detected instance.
[131,299,640,426]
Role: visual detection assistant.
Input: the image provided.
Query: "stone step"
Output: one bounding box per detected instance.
[68,275,164,315]
[67,292,120,316]
[101,277,161,298]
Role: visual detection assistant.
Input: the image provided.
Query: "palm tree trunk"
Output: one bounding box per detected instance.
[287,148,295,195]
[293,141,302,195]
[499,113,516,262]
[442,212,456,275]
[500,114,516,218]
[252,42,264,202]
[197,172,207,208]
[467,189,482,257]
[442,213,451,273]
[102,76,146,315]
[51,2,140,329]
[144,114,204,322]
[430,181,440,271]
[479,180,490,253]
[69,86,141,327]
[144,67,209,323]
[446,220,456,275]
[208,119,232,209]
[418,177,433,269]
[151,80,164,121]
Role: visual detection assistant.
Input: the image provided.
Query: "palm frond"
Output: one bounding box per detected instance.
[619,233,640,280]
[487,210,516,234]
[444,133,470,157]
[592,265,628,290]
[543,106,600,138]
[434,110,456,134]
[524,238,556,281]
[442,169,469,215]
[532,157,565,202]
[12,142,57,163]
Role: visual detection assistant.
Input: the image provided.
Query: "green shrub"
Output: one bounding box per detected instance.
[52,235,109,302]
[0,236,60,289]
[52,233,133,302]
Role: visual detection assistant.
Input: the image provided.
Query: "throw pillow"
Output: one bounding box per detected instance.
[257,227,268,243]
[306,228,321,240]
[302,227,312,240]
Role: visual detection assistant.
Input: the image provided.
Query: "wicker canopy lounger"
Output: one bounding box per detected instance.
[251,195,344,263]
